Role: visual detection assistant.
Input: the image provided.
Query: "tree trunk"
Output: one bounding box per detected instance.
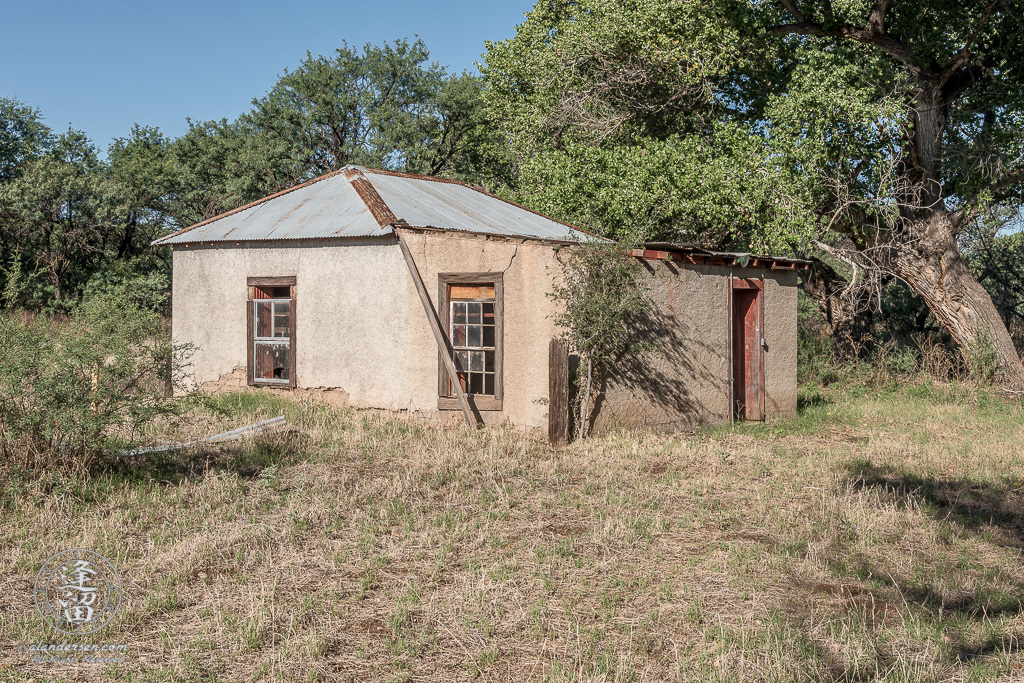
[893,212,1024,389]
[51,271,63,302]
[801,258,877,359]
[578,355,594,439]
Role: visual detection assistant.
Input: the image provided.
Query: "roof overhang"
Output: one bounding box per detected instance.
[632,242,810,271]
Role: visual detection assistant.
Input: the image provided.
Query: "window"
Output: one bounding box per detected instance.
[247,277,296,388]
[438,273,503,411]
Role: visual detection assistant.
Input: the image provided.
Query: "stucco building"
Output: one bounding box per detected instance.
[155,166,806,434]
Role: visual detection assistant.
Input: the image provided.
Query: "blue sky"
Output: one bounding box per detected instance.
[1,0,535,152]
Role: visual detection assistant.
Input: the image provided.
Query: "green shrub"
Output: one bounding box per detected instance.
[0,288,196,475]
[549,241,654,439]
[81,256,171,315]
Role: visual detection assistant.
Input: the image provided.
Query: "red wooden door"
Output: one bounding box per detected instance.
[731,281,764,420]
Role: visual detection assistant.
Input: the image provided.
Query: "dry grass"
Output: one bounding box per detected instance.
[2,382,1024,681]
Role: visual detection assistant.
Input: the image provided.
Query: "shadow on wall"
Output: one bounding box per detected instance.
[587,273,726,432]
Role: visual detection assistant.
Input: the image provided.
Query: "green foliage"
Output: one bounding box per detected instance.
[162,117,292,228]
[482,0,817,248]
[0,39,499,312]
[106,125,176,256]
[797,289,836,383]
[249,39,446,174]
[963,210,1024,350]
[960,330,1001,387]
[488,1,1024,385]
[0,97,52,182]
[0,288,197,474]
[241,39,504,186]
[549,242,653,438]
[82,257,170,315]
[0,129,107,304]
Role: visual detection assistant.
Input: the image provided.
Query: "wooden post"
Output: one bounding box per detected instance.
[548,338,569,448]
[91,362,99,412]
[396,230,477,429]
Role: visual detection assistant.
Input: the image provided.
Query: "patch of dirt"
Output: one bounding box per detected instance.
[543,522,588,537]
[352,617,388,635]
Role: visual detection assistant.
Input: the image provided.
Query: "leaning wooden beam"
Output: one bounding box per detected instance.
[396,229,477,428]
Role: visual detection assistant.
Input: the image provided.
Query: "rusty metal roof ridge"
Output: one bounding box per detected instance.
[344,167,400,229]
[360,166,599,238]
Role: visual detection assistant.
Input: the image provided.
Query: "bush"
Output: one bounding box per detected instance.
[549,241,653,439]
[81,256,171,315]
[0,288,196,475]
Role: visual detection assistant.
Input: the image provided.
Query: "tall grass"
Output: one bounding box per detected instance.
[2,383,1023,680]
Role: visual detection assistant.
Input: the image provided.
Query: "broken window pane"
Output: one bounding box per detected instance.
[253,285,290,300]
[448,282,499,398]
[254,343,290,382]
[251,283,293,385]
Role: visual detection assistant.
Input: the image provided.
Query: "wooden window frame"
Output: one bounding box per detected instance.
[437,273,503,411]
[247,276,297,389]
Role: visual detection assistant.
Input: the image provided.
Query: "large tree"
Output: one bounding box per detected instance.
[485,0,1024,387]
[246,38,497,183]
[0,98,52,182]
[0,129,106,303]
[757,0,1024,386]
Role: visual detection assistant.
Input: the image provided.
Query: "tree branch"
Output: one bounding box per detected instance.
[991,167,1024,202]
[769,21,921,73]
[778,0,806,23]
[938,1,997,88]
[771,0,921,74]
[867,0,889,34]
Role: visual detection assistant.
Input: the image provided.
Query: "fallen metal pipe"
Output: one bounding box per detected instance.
[119,415,287,457]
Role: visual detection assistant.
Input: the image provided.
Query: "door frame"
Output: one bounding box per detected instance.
[728,277,765,421]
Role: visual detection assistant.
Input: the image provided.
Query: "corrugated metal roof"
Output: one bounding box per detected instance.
[153,166,598,246]
[365,170,590,242]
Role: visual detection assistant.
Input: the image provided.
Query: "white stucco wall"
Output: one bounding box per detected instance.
[171,234,564,427]
[173,238,426,412]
